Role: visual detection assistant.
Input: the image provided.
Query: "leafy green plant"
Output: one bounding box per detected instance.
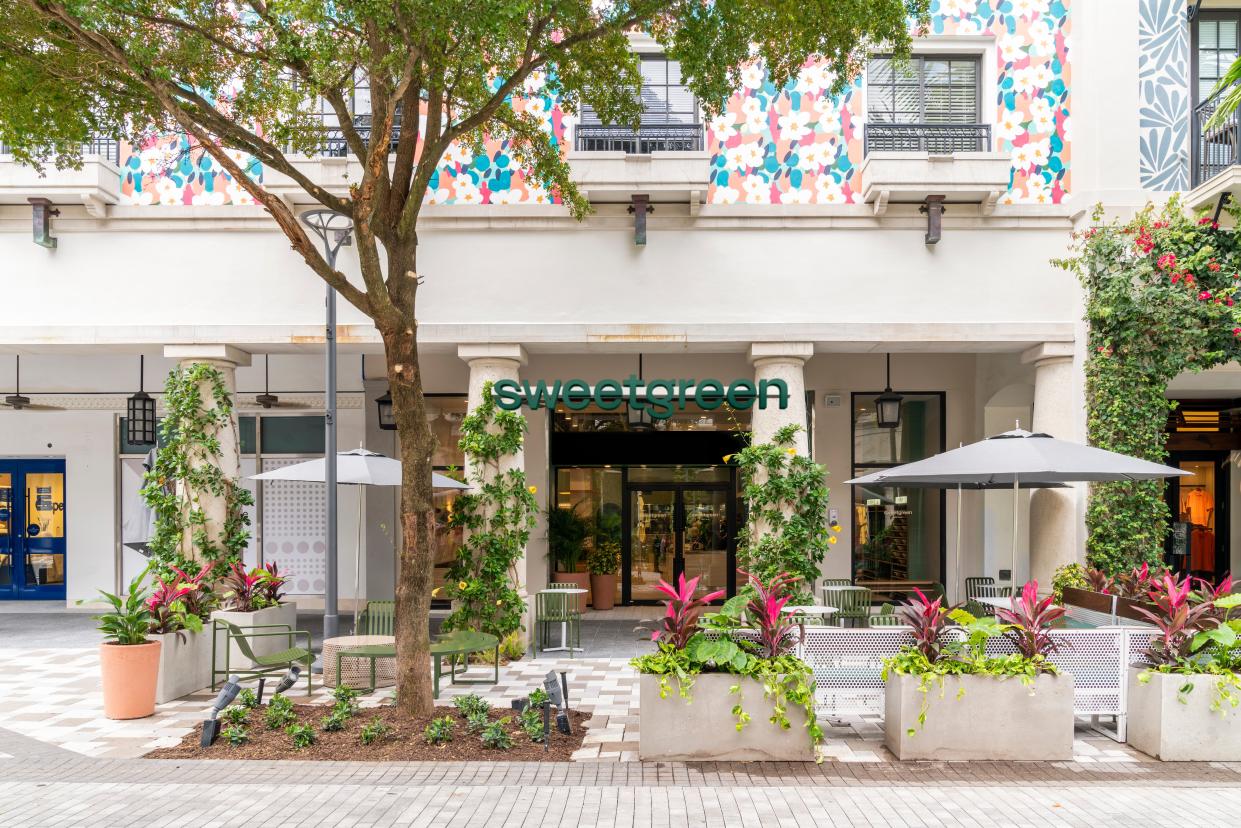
[220,725,248,747]
[731,425,830,603]
[465,711,490,733]
[360,718,391,746]
[93,572,153,646]
[527,687,549,708]
[238,688,259,709]
[264,694,296,730]
[286,722,315,749]
[650,573,725,649]
[516,706,544,742]
[480,718,514,749]
[441,384,537,640]
[320,711,348,732]
[586,539,620,576]
[452,693,490,719]
[220,705,249,726]
[146,563,214,636]
[330,684,361,715]
[546,504,590,574]
[423,716,456,745]
[1051,563,1087,603]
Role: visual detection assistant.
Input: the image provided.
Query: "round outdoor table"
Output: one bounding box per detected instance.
[781,604,838,625]
[431,630,500,698]
[539,587,586,654]
[323,634,396,690]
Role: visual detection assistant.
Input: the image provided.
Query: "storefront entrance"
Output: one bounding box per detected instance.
[1164,452,1230,581]
[625,478,736,603]
[0,459,67,600]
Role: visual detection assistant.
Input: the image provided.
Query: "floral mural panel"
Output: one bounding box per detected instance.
[119,134,263,206]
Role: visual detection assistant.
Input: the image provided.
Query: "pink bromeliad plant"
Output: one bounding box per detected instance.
[649,573,725,649]
[738,569,803,658]
[993,580,1065,660]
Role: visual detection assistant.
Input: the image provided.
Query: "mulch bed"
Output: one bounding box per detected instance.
[146,703,590,762]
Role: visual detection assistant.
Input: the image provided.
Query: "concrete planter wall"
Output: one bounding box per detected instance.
[884,672,1074,760]
[150,628,212,703]
[211,602,298,669]
[638,673,815,762]
[1127,668,1241,761]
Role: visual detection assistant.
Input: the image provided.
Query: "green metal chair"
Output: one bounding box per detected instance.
[535,590,582,656]
[358,600,395,636]
[868,613,908,627]
[829,586,872,628]
[965,577,995,599]
[820,578,852,590]
[211,620,314,693]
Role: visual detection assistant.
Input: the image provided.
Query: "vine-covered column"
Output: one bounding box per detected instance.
[747,342,812,454]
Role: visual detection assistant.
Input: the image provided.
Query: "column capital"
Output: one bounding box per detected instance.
[163,344,251,367]
[1020,342,1074,367]
[457,343,528,366]
[747,342,814,365]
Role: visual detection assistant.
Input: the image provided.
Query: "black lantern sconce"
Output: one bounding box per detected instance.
[875,353,903,430]
[126,356,157,445]
[376,390,396,431]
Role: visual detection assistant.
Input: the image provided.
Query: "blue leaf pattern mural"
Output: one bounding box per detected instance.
[1138,0,1189,191]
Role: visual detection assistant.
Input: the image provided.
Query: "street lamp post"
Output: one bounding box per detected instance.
[300,210,354,648]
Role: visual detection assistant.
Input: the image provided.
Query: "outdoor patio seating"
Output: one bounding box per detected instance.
[211,620,315,693]
[867,614,908,627]
[358,600,395,635]
[431,629,500,698]
[965,577,996,598]
[535,589,582,655]
[823,585,872,627]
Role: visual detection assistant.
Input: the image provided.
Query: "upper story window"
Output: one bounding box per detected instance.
[864,55,988,154]
[575,54,702,153]
[1192,12,1241,187]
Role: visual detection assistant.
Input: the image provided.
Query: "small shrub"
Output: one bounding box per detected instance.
[320,711,348,732]
[527,688,549,707]
[360,717,391,746]
[264,694,296,730]
[220,725,249,746]
[517,707,544,742]
[331,700,356,720]
[220,705,249,726]
[465,710,490,733]
[330,684,361,713]
[452,693,490,719]
[286,722,316,749]
[500,631,526,661]
[239,688,259,709]
[480,718,514,750]
[423,716,455,745]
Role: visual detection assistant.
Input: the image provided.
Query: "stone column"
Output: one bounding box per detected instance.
[1022,342,1079,589]
[458,344,530,633]
[747,342,813,454]
[163,344,250,563]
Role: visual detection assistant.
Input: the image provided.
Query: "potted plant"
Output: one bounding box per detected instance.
[883,581,1075,761]
[633,571,822,761]
[1060,562,1164,623]
[147,562,215,703]
[95,572,161,720]
[546,505,590,607]
[586,540,620,611]
[1127,573,1241,761]
[211,561,297,666]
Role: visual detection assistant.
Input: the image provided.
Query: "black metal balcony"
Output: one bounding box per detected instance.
[310,114,403,157]
[1193,86,1239,188]
[574,123,703,153]
[0,136,120,164]
[863,123,991,154]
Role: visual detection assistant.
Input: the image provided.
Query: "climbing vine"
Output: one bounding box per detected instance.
[140,363,253,574]
[731,424,834,603]
[1055,198,1241,574]
[441,383,538,639]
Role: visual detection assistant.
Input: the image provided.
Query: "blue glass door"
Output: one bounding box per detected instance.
[0,459,66,600]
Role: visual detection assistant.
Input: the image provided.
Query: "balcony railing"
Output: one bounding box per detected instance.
[0,136,120,165]
[308,114,403,158]
[1193,87,1239,188]
[574,123,703,153]
[863,123,991,154]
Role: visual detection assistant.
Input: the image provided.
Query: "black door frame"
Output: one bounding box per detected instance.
[1164,449,1231,581]
[621,476,737,605]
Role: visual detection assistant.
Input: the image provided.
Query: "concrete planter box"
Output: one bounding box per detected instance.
[884,672,1074,760]
[150,629,212,703]
[1127,668,1241,761]
[638,673,815,762]
[211,602,299,669]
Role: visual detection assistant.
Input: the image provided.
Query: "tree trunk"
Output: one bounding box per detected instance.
[383,322,436,717]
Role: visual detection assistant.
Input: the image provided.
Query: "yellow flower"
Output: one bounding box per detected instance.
[432,587,442,597]
[722,454,734,463]
[828,535,838,545]
[786,448,796,455]
[832,524,842,533]
[528,486,537,494]
[458,580,468,590]
[495,599,503,606]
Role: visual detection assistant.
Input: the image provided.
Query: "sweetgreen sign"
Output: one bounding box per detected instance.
[493,376,788,420]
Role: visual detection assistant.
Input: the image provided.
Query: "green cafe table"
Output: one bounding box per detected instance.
[430,630,500,698]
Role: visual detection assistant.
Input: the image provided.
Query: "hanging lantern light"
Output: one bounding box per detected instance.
[126,355,157,445]
[875,353,903,430]
[375,390,396,430]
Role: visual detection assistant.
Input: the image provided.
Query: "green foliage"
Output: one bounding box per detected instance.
[586,539,621,576]
[330,685,361,713]
[286,722,316,749]
[320,711,349,732]
[264,694,296,730]
[732,425,831,603]
[1055,199,1241,574]
[220,705,249,727]
[516,706,545,742]
[527,688,549,708]
[546,505,591,573]
[359,717,391,746]
[140,363,253,574]
[423,716,456,745]
[93,572,152,645]
[238,688,259,709]
[220,725,249,747]
[441,385,536,640]
[465,711,490,733]
[451,693,491,719]
[479,718,514,750]
[1051,563,1088,603]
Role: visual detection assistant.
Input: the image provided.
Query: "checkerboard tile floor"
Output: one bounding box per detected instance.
[0,646,1155,765]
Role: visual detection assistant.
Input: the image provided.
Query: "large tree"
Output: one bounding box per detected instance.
[0,0,925,715]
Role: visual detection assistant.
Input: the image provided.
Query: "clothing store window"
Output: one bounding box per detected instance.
[1169,459,1220,576]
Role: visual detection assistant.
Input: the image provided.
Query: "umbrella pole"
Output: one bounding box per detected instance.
[353,487,365,634]
[955,483,962,604]
[1011,476,1019,588]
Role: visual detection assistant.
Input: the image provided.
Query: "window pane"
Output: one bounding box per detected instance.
[923,59,949,85]
[1221,20,1238,51]
[641,57,666,85]
[852,394,943,466]
[428,396,467,468]
[1202,20,1219,50]
[868,57,893,85]
[260,415,325,454]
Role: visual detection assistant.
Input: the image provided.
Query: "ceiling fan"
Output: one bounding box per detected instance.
[253,355,312,409]
[2,356,59,411]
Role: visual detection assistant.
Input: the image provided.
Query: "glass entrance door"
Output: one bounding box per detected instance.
[626,484,733,603]
[0,459,67,600]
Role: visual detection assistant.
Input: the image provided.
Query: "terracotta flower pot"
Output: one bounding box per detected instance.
[590,573,618,610]
[100,640,162,720]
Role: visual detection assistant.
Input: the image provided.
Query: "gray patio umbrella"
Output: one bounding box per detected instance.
[251,448,468,631]
[846,429,1186,600]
